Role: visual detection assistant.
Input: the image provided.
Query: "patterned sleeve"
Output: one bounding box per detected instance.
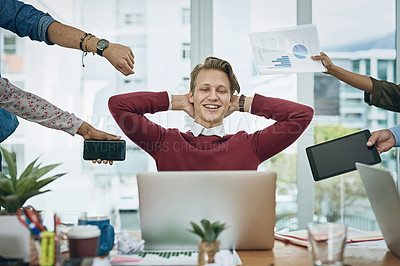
[0,77,82,136]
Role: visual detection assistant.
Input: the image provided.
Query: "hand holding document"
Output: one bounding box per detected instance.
[249,24,325,74]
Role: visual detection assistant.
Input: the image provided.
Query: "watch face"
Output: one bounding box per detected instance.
[97,39,109,50]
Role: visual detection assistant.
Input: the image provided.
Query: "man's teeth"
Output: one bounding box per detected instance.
[204,105,219,109]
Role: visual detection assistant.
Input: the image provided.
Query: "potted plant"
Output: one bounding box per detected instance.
[0,146,65,215]
[189,218,226,265]
[0,146,65,262]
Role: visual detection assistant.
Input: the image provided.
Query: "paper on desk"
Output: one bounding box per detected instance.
[249,24,325,74]
[275,227,384,248]
[109,249,241,265]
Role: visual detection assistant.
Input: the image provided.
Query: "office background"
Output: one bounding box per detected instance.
[0,0,398,232]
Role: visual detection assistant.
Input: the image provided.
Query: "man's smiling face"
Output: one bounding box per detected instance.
[189,69,232,128]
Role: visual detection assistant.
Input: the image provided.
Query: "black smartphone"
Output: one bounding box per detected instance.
[306,129,381,181]
[83,139,126,161]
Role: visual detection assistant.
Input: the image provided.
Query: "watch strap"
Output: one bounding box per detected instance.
[239,94,245,112]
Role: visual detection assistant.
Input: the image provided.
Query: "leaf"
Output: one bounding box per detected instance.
[0,194,23,214]
[189,221,204,239]
[29,163,62,181]
[15,176,37,194]
[32,174,64,190]
[0,147,17,183]
[201,219,211,231]
[20,189,49,206]
[204,229,216,243]
[19,158,39,181]
[0,178,15,195]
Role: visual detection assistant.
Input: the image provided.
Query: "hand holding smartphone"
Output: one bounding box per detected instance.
[83,139,126,161]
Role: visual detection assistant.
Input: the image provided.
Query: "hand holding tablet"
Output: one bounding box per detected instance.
[306,130,381,181]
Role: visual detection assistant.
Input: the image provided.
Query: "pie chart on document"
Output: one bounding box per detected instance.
[292,44,308,59]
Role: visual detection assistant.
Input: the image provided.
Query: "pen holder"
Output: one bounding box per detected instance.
[198,241,219,265]
[30,235,41,265]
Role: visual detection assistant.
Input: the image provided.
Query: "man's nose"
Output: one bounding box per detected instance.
[208,89,218,100]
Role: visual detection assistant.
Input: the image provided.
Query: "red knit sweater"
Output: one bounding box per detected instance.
[108,91,313,171]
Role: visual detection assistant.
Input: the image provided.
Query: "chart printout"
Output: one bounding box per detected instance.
[249,25,325,74]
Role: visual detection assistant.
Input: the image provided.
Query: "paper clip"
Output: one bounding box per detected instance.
[40,231,55,266]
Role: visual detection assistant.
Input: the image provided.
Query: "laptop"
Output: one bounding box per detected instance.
[355,163,400,258]
[137,171,277,250]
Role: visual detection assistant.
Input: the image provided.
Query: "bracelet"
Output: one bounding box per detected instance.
[79,32,92,51]
[239,94,245,112]
[80,33,94,67]
[84,35,96,54]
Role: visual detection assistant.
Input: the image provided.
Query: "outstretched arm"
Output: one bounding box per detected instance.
[46,22,134,76]
[312,52,373,93]
[0,77,120,164]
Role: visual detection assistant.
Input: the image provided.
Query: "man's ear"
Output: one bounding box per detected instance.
[229,94,233,106]
[189,90,194,103]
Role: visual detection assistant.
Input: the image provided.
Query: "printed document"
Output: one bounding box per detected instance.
[249,24,325,74]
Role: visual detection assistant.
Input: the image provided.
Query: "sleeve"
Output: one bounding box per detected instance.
[0,78,82,136]
[364,77,400,112]
[108,91,170,156]
[388,125,400,147]
[249,94,314,162]
[0,0,56,44]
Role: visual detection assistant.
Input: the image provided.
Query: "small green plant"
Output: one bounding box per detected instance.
[189,218,226,243]
[0,146,65,215]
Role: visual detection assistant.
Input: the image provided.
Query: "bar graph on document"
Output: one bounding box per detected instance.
[249,25,325,74]
[270,55,292,68]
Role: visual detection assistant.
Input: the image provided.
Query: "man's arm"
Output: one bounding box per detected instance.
[46,22,134,76]
[249,94,314,162]
[108,91,169,156]
[312,52,373,93]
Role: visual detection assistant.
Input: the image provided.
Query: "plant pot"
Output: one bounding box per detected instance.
[198,240,220,265]
[0,215,31,263]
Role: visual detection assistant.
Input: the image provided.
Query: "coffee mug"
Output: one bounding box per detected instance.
[67,225,100,258]
[78,216,114,256]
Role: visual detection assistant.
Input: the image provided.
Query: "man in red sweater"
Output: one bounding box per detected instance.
[108,57,314,171]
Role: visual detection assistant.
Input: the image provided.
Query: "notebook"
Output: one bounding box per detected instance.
[136,171,277,250]
[355,163,400,258]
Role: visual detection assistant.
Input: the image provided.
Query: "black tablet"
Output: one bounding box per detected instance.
[306,129,381,181]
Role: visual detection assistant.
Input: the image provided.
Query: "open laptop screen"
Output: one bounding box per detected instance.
[137,171,276,250]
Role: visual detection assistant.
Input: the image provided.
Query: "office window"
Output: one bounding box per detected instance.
[182,8,190,24]
[4,35,16,54]
[313,0,396,230]
[125,13,145,25]
[213,0,298,231]
[182,42,190,59]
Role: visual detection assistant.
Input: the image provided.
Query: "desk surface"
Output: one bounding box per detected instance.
[237,240,400,266]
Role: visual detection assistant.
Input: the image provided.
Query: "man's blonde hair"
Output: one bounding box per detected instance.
[190,57,240,95]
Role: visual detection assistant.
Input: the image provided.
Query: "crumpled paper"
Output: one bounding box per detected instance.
[116,230,145,254]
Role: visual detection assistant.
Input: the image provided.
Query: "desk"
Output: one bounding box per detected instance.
[237,240,400,266]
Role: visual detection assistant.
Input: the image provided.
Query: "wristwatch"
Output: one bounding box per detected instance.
[96,39,109,56]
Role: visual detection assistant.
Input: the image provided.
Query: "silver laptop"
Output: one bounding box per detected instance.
[355,163,400,258]
[137,171,276,250]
